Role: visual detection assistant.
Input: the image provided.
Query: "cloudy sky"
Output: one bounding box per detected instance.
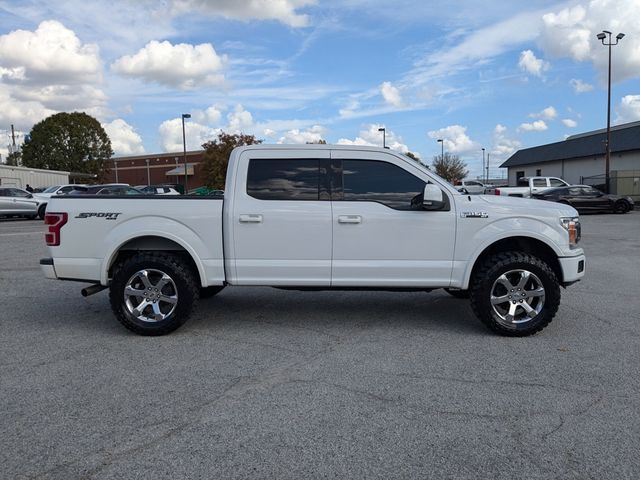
[1,0,639,177]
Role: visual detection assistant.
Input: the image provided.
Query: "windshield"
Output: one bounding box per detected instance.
[43,185,60,193]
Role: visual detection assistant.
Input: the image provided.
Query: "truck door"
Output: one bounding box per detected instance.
[230,149,332,286]
[330,150,456,287]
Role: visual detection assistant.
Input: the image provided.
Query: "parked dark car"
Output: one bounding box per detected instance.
[69,184,143,196]
[532,185,635,214]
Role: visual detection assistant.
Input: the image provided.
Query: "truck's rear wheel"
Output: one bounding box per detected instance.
[110,252,199,336]
[469,251,560,336]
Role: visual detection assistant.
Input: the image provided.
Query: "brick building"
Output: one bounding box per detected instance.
[106,150,207,191]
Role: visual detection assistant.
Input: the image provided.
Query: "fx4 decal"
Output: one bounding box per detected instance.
[460,211,489,218]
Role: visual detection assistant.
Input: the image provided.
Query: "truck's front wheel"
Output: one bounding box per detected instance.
[110,252,199,336]
[469,252,560,336]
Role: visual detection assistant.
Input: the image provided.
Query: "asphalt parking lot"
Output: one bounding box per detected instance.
[1,212,639,479]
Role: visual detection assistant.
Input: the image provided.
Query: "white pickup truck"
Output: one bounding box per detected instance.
[486,176,570,198]
[40,145,585,337]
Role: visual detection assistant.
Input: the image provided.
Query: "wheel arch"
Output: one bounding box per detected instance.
[464,236,563,289]
[103,235,204,287]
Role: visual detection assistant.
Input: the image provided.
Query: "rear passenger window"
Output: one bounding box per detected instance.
[342,160,426,210]
[247,159,320,200]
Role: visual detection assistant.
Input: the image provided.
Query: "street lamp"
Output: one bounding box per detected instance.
[486,152,490,183]
[597,30,624,193]
[378,127,386,149]
[437,139,444,159]
[481,148,486,182]
[181,113,191,193]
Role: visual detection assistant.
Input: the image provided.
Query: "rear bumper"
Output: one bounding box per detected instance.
[558,254,586,285]
[40,258,57,279]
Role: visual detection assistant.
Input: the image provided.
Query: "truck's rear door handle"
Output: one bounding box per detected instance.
[338,215,362,224]
[239,214,263,223]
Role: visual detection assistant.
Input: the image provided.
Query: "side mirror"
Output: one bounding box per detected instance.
[457,187,469,194]
[423,184,446,210]
[27,194,33,199]
[56,190,64,195]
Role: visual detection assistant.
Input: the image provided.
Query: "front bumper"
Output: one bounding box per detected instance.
[40,258,57,279]
[558,254,586,285]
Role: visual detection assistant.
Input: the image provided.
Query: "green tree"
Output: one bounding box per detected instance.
[202,131,262,189]
[21,112,113,178]
[432,152,468,183]
[5,150,21,166]
[405,151,420,162]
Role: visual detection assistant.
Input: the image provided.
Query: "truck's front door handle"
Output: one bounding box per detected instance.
[239,214,263,223]
[338,215,362,224]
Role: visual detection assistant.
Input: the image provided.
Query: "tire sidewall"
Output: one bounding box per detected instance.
[472,254,560,335]
[111,255,197,335]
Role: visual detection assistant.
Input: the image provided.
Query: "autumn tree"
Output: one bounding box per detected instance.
[202,132,262,189]
[21,112,113,178]
[432,152,468,182]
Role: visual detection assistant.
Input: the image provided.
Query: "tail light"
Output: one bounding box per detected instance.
[44,212,68,246]
[494,188,500,195]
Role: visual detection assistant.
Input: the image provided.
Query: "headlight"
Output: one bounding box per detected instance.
[560,217,581,247]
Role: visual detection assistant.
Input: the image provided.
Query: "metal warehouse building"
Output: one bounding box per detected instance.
[0,165,70,189]
[500,121,640,200]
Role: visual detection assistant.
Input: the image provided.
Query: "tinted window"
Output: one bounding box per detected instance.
[568,187,582,196]
[466,181,481,186]
[532,179,546,187]
[0,189,8,196]
[549,178,566,187]
[342,160,426,210]
[581,187,600,195]
[247,159,319,200]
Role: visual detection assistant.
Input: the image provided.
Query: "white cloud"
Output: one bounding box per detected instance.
[491,124,521,160]
[227,104,253,133]
[158,117,219,152]
[112,40,225,89]
[338,124,409,154]
[191,105,223,125]
[518,120,548,132]
[0,20,101,84]
[518,50,549,77]
[103,119,145,155]
[615,95,640,124]
[570,78,594,94]
[562,118,578,128]
[427,125,478,154]
[530,106,557,120]
[380,81,403,108]
[0,21,107,130]
[263,128,277,138]
[540,0,640,83]
[168,0,314,27]
[278,125,325,144]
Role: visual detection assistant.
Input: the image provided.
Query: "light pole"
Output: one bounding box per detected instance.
[597,30,624,194]
[481,148,485,182]
[486,152,490,183]
[145,158,150,186]
[378,127,386,149]
[437,138,444,159]
[181,113,191,193]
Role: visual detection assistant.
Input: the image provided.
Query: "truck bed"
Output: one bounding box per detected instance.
[44,195,225,286]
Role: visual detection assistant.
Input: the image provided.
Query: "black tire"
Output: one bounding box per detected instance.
[38,204,47,220]
[109,252,199,336]
[200,285,225,299]
[444,288,470,299]
[469,251,560,337]
[614,200,629,214]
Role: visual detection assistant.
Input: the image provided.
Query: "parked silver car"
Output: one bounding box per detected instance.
[454,180,487,195]
[0,187,40,219]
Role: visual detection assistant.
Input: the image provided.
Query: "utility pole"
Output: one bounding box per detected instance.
[486,152,490,183]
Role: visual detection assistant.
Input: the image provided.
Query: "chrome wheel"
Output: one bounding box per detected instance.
[490,269,545,326]
[124,269,178,323]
